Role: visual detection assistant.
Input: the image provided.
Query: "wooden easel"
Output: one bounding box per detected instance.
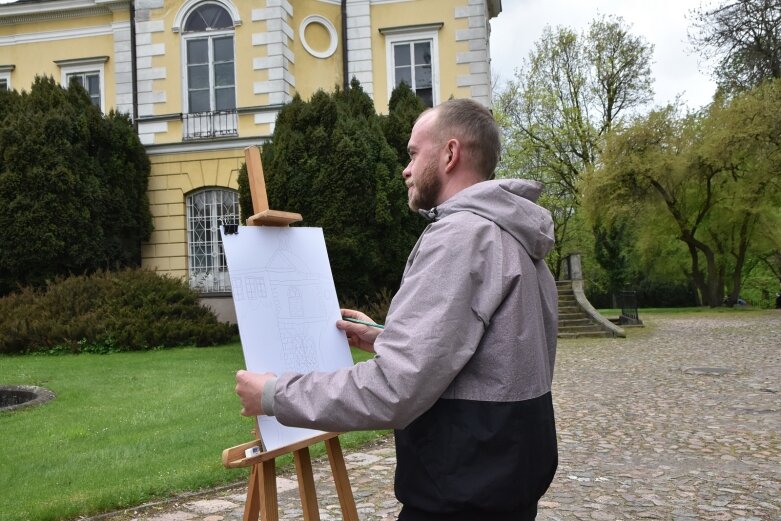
[222,146,359,521]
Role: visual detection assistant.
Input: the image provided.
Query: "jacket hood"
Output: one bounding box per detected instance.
[419,179,555,260]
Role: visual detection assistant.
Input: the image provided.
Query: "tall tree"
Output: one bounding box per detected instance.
[690,0,781,92]
[585,79,781,306]
[495,15,654,277]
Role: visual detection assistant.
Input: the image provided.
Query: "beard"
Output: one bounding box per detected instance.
[408,155,442,211]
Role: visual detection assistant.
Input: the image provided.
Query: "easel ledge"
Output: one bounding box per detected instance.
[223,146,358,521]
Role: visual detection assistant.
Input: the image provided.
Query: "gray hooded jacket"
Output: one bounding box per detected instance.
[269,179,559,515]
[268,177,557,429]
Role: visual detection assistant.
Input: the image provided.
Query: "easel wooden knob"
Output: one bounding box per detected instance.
[222,147,358,521]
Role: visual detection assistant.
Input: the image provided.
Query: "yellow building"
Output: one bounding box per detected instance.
[0,0,502,319]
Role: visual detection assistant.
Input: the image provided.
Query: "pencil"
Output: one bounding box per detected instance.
[341,317,385,329]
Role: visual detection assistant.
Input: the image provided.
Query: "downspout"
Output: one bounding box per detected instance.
[341,0,348,90]
[130,0,139,129]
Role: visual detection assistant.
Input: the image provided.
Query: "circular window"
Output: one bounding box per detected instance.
[300,15,338,59]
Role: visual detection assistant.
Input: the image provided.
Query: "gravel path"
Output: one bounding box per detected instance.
[97,311,781,521]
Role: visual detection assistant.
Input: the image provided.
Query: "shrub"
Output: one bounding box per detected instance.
[0,76,152,296]
[0,269,237,354]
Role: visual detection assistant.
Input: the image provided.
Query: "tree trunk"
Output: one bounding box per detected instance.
[726,216,752,306]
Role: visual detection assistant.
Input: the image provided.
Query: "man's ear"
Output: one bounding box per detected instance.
[444,139,460,173]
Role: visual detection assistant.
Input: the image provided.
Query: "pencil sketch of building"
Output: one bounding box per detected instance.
[265,239,328,373]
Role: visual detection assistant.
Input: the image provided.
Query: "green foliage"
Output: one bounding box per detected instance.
[239,80,425,303]
[585,79,781,307]
[381,82,427,166]
[494,15,654,277]
[0,269,237,354]
[0,76,152,296]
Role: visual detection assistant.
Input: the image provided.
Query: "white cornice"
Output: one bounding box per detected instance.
[144,136,269,155]
[0,24,116,46]
[0,0,128,25]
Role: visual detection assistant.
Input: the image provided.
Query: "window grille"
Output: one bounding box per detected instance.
[186,188,239,293]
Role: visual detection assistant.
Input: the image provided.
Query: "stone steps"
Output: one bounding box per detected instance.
[557,282,612,338]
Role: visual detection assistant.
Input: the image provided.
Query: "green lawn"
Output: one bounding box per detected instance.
[0,344,384,521]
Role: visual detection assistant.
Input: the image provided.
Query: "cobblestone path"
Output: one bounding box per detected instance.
[96,311,780,521]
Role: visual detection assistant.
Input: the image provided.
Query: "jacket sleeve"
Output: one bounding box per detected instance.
[272,214,507,431]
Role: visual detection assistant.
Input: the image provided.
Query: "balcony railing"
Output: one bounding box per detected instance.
[182,109,238,140]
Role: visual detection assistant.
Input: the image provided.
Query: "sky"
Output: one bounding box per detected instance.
[489,0,719,110]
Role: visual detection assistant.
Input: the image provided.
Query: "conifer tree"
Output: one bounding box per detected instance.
[0,76,152,295]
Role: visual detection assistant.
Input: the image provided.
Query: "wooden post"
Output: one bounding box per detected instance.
[222,146,357,521]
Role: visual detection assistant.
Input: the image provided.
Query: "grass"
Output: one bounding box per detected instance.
[0,344,385,521]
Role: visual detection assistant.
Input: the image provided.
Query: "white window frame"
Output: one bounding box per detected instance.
[179,2,238,116]
[55,57,107,111]
[0,65,13,91]
[186,188,240,294]
[383,25,441,107]
[181,29,237,114]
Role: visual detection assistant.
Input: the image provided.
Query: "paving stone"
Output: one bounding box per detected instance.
[94,313,781,521]
[184,500,236,514]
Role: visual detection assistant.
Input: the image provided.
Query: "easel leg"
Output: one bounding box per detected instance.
[244,464,262,521]
[294,447,321,521]
[243,461,279,521]
[259,459,279,521]
[325,437,360,521]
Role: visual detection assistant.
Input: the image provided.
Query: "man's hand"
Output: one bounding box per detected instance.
[337,308,381,353]
[235,370,276,416]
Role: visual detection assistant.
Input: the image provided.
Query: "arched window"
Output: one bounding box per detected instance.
[186,188,239,293]
[183,2,236,114]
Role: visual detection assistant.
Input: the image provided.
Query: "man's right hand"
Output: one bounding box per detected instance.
[337,308,381,353]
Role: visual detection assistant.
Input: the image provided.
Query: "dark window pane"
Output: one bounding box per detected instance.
[414,41,431,65]
[0,79,7,91]
[395,66,412,88]
[394,44,411,67]
[415,64,432,88]
[215,87,235,110]
[214,63,234,87]
[86,74,100,96]
[214,36,234,63]
[187,39,208,64]
[68,74,84,88]
[416,88,433,108]
[189,90,210,113]
[188,64,209,89]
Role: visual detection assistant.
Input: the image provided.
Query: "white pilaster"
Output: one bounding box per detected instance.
[346,0,373,96]
[455,0,492,107]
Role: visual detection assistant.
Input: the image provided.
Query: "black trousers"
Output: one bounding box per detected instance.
[398,503,538,521]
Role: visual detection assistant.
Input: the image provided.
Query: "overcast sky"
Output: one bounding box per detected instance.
[489,0,719,110]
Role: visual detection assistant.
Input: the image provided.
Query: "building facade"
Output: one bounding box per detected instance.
[0,0,501,319]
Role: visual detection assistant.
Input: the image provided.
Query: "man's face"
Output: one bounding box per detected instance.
[403,112,443,212]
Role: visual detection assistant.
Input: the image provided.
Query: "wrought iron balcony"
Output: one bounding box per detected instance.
[182,109,238,140]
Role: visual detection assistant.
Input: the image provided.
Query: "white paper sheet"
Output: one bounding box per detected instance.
[221,225,353,451]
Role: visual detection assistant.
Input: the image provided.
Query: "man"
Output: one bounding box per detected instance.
[236,98,558,520]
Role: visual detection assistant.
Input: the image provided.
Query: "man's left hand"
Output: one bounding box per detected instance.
[235,370,276,416]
